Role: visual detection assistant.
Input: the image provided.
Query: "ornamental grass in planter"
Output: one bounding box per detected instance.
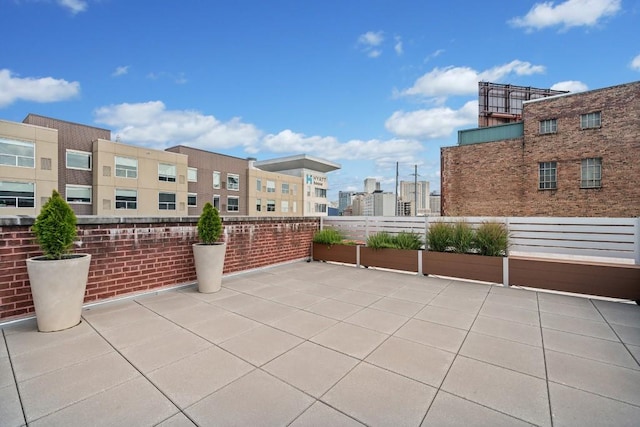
[193,202,226,293]
[361,231,423,272]
[312,228,359,264]
[27,190,91,332]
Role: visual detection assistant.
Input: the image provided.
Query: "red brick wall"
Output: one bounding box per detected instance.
[442,81,640,217]
[0,216,319,322]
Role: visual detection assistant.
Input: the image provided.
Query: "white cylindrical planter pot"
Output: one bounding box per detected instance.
[193,243,226,293]
[26,254,91,332]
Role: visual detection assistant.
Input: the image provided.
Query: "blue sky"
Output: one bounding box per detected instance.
[2,0,639,201]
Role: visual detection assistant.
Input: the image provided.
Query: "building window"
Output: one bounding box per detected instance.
[315,203,327,213]
[115,156,138,178]
[581,111,601,129]
[66,185,92,204]
[66,150,92,170]
[281,200,289,213]
[315,188,327,198]
[0,138,35,168]
[267,199,276,212]
[188,167,198,182]
[256,179,262,191]
[0,181,35,207]
[227,174,239,191]
[213,195,220,210]
[227,196,239,212]
[581,158,602,188]
[159,192,176,210]
[256,198,261,212]
[539,119,557,135]
[188,193,197,207]
[292,184,297,196]
[213,171,221,189]
[115,189,137,210]
[266,180,276,193]
[281,183,289,194]
[292,201,297,213]
[539,161,557,190]
[158,163,176,182]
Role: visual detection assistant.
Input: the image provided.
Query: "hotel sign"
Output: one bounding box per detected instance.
[306,174,326,186]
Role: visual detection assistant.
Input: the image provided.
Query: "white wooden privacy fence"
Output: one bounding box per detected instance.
[320,216,640,265]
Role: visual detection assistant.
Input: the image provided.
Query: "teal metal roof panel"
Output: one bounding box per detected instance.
[458,122,523,145]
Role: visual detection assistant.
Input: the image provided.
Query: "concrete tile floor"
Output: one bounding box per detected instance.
[1,261,640,426]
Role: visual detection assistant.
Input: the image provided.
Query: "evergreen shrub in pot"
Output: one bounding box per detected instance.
[193,202,226,293]
[27,190,91,332]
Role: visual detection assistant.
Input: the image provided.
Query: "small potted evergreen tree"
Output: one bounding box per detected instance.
[27,190,91,332]
[192,202,225,293]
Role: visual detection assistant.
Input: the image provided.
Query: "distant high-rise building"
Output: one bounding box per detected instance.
[364,178,377,193]
[399,180,429,216]
[338,191,356,215]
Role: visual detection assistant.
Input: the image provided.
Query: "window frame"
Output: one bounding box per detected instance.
[256,198,262,212]
[539,119,557,135]
[227,196,239,212]
[213,171,221,189]
[65,184,92,204]
[158,192,176,210]
[0,138,35,168]
[158,163,177,182]
[281,200,289,213]
[227,173,240,191]
[187,167,198,182]
[581,157,602,189]
[115,188,138,210]
[0,181,35,208]
[281,183,289,194]
[539,161,558,190]
[187,192,198,207]
[66,150,92,171]
[266,180,276,193]
[580,111,601,129]
[267,199,276,212]
[115,156,138,179]
[256,179,262,192]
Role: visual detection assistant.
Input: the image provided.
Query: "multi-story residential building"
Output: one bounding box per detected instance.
[252,154,339,216]
[338,191,356,215]
[398,180,430,216]
[429,192,442,216]
[165,145,249,216]
[442,80,640,217]
[247,164,302,216]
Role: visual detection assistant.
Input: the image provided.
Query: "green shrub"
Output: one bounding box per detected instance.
[451,221,475,254]
[394,231,424,250]
[31,190,78,260]
[197,202,223,244]
[366,231,397,249]
[312,228,344,245]
[427,221,453,252]
[474,221,509,256]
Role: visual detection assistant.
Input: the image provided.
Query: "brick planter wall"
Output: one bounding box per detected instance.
[0,216,319,322]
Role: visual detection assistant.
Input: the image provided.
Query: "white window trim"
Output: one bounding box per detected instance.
[65,184,92,204]
[188,192,198,207]
[0,180,35,208]
[158,163,177,182]
[188,167,198,182]
[115,188,138,210]
[115,156,138,179]
[227,196,239,212]
[158,192,177,210]
[213,171,221,189]
[66,149,92,171]
[0,138,35,168]
[227,173,240,191]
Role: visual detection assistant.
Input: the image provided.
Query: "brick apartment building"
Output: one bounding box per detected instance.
[441,80,640,217]
[1,115,338,217]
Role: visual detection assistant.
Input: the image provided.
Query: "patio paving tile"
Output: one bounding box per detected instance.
[471,315,542,347]
[0,384,25,427]
[29,377,177,427]
[159,302,229,327]
[119,329,213,374]
[389,287,438,304]
[489,285,538,300]
[156,412,198,426]
[3,319,94,356]
[394,318,467,353]
[344,307,409,335]
[271,310,338,339]
[263,341,359,397]
[209,293,264,312]
[549,382,640,427]
[232,299,300,325]
[243,284,298,300]
[310,322,388,359]
[10,331,113,382]
[218,325,303,366]
[354,281,404,296]
[330,289,383,306]
[592,300,640,327]
[94,316,183,350]
[414,305,476,330]
[136,292,205,314]
[81,302,158,330]
[428,294,485,314]
[628,344,640,361]
[290,401,365,426]
[184,287,239,302]
[305,299,363,320]
[269,291,326,309]
[18,351,139,423]
[545,349,640,406]
[540,311,618,341]
[441,356,551,427]
[538,300,604,322]
[479,301,540,326]
[537,292,594,307]
[542,328,639,370]
[369,297,424,317]
[610,322,640,346]
[365,336,454,388]
[459,332,546,379]
[322,362,436,427]
[147,346,253,409]
[484,292,539,311]
[187,312,260,343]
[186,369,314,426]
[0,356,13,390]
[421,391,535,427]
[222,278,270,293]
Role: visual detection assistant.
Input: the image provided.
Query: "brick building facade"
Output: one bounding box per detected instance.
[442,81,640,217]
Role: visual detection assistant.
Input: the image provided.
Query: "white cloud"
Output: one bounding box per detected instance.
[261,129,423,168]
[400,60,545,98]
[147,71,188,84]
[58,0,88,14]
[550,80,588,92]
[0,69,80,108]
[509,0,621,31]
[357,31,384,58]
[93,101,262,150]
[112,66,129,77]
[424,49,444,63]
[394,36,403,55]
[631,54,640,71]
[385,101,478,139]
